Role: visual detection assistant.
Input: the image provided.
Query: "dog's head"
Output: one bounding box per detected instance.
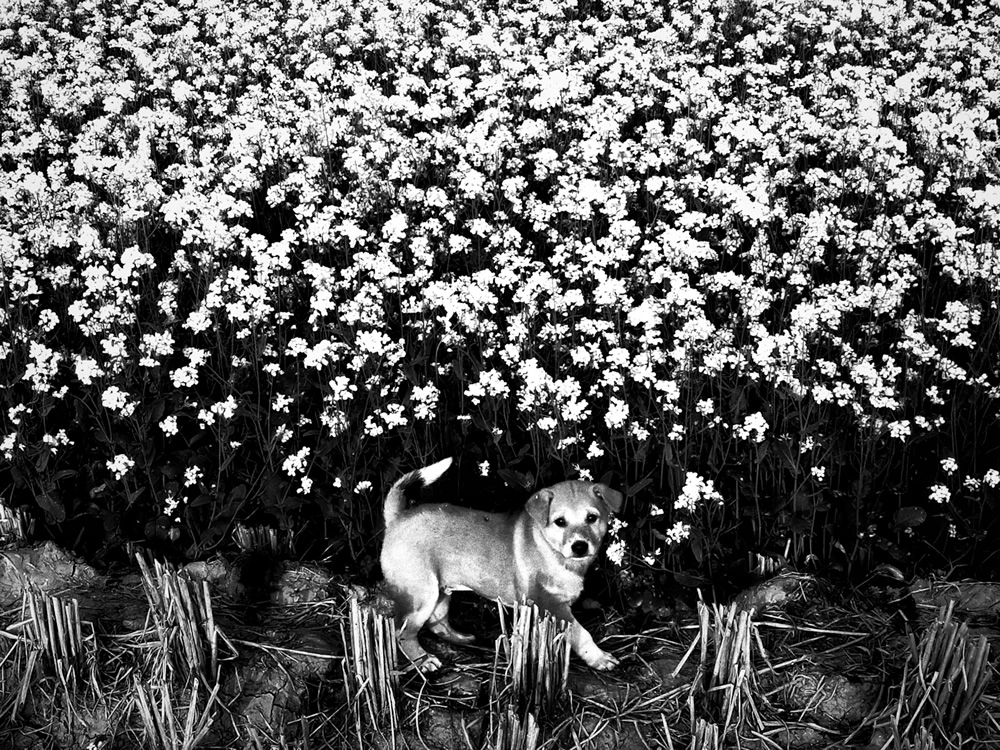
[526,480,623,562]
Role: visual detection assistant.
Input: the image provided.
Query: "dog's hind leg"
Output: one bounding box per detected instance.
[392,582,444,672]
[427,592,476,645]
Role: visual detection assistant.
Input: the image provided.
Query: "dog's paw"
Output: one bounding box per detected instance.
[416,654,443,673]
[585,649,619,671]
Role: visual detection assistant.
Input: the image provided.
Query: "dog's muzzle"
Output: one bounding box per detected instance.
[570,540,591,557]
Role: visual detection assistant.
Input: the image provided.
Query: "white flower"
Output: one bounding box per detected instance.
[184,308,212,334]
[39,309,59,332]
[888,420,911,441]
[211,396,238,421]
[25,342,62,393]
[163,492,181,518]
[102,386,136,417]
[355,480,372,494]
[734,412,768,443]
[107,454,134,481]
[983,469,1000,488]
[605,539,626,567]
[665,521,691,545]
[364,415,384,437]
[171,365,199,388]
[467,369,510,405]
[412,383,440,421]
[283,447,310,477]
[321,407,349,436]
[184,466,203,488]
[940,457,958,475]
[74,356,104,385]
[160,415,178,436]
[929,485,951,504]
[811,466,827,481]
[605,397,629,429]
[2,433,19,460]
[675,472,723,512]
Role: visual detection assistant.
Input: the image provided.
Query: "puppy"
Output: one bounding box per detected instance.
[380,458,623,672]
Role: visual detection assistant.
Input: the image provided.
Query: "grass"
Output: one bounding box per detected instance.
[0,546,998,748]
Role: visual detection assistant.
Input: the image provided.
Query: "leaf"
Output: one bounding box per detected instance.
[690,532,705,564]
[893,506,927,528]
[498,468,532,492]
[626,477,652,497]
[402,362,419,385]
[149,398,166,425]
[673,570,709,588]
[872,563,906,582]
[36,491,66,522]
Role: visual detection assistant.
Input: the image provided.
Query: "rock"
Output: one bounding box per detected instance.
[911,578,1000,617]
[0,541,99,607]
[218,629,337,739]
[403,705,485,750]
[781,668,880,728]
[573,713,650,750]
[568,669,635,702]
[734,573,818,613]
[183,557,243,598]
[272,562,331,605]
[645,655,696,690]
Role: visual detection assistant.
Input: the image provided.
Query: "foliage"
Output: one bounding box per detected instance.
[2,0,1000,581]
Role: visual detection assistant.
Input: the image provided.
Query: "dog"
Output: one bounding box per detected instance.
[380,457,623,673]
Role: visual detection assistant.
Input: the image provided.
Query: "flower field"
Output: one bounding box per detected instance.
[2,0,1000,589]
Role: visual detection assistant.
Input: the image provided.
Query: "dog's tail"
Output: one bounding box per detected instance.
[383,457,453,528]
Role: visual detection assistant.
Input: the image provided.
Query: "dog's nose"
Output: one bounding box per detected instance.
[571,541,590,557]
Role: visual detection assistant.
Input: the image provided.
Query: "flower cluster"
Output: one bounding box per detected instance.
[1,0,998,569]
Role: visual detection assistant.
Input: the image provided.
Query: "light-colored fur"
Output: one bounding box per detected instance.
[381,457,623,672]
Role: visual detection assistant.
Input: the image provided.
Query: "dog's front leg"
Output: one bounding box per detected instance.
[549,602,619,671]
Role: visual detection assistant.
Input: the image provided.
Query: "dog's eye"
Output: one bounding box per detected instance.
[586,513,599,524]
[554,517,568,528]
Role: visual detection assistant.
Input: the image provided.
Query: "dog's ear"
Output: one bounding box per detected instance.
[592,484,624,514]
[526,489,554,525]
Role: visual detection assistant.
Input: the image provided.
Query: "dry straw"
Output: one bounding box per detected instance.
[493,705,540,750]
[342,595,399,747]
[136,553,219,685]
[688,718,720,750]
[0,632,38,720]
[22,588,96,699]
[234,523,291,555]
[0,503,28,543]
[692,601,764,737]
[497,601,571,715]
[134,676,219,750]
[898,600,991,739]
[487,602,572,750]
